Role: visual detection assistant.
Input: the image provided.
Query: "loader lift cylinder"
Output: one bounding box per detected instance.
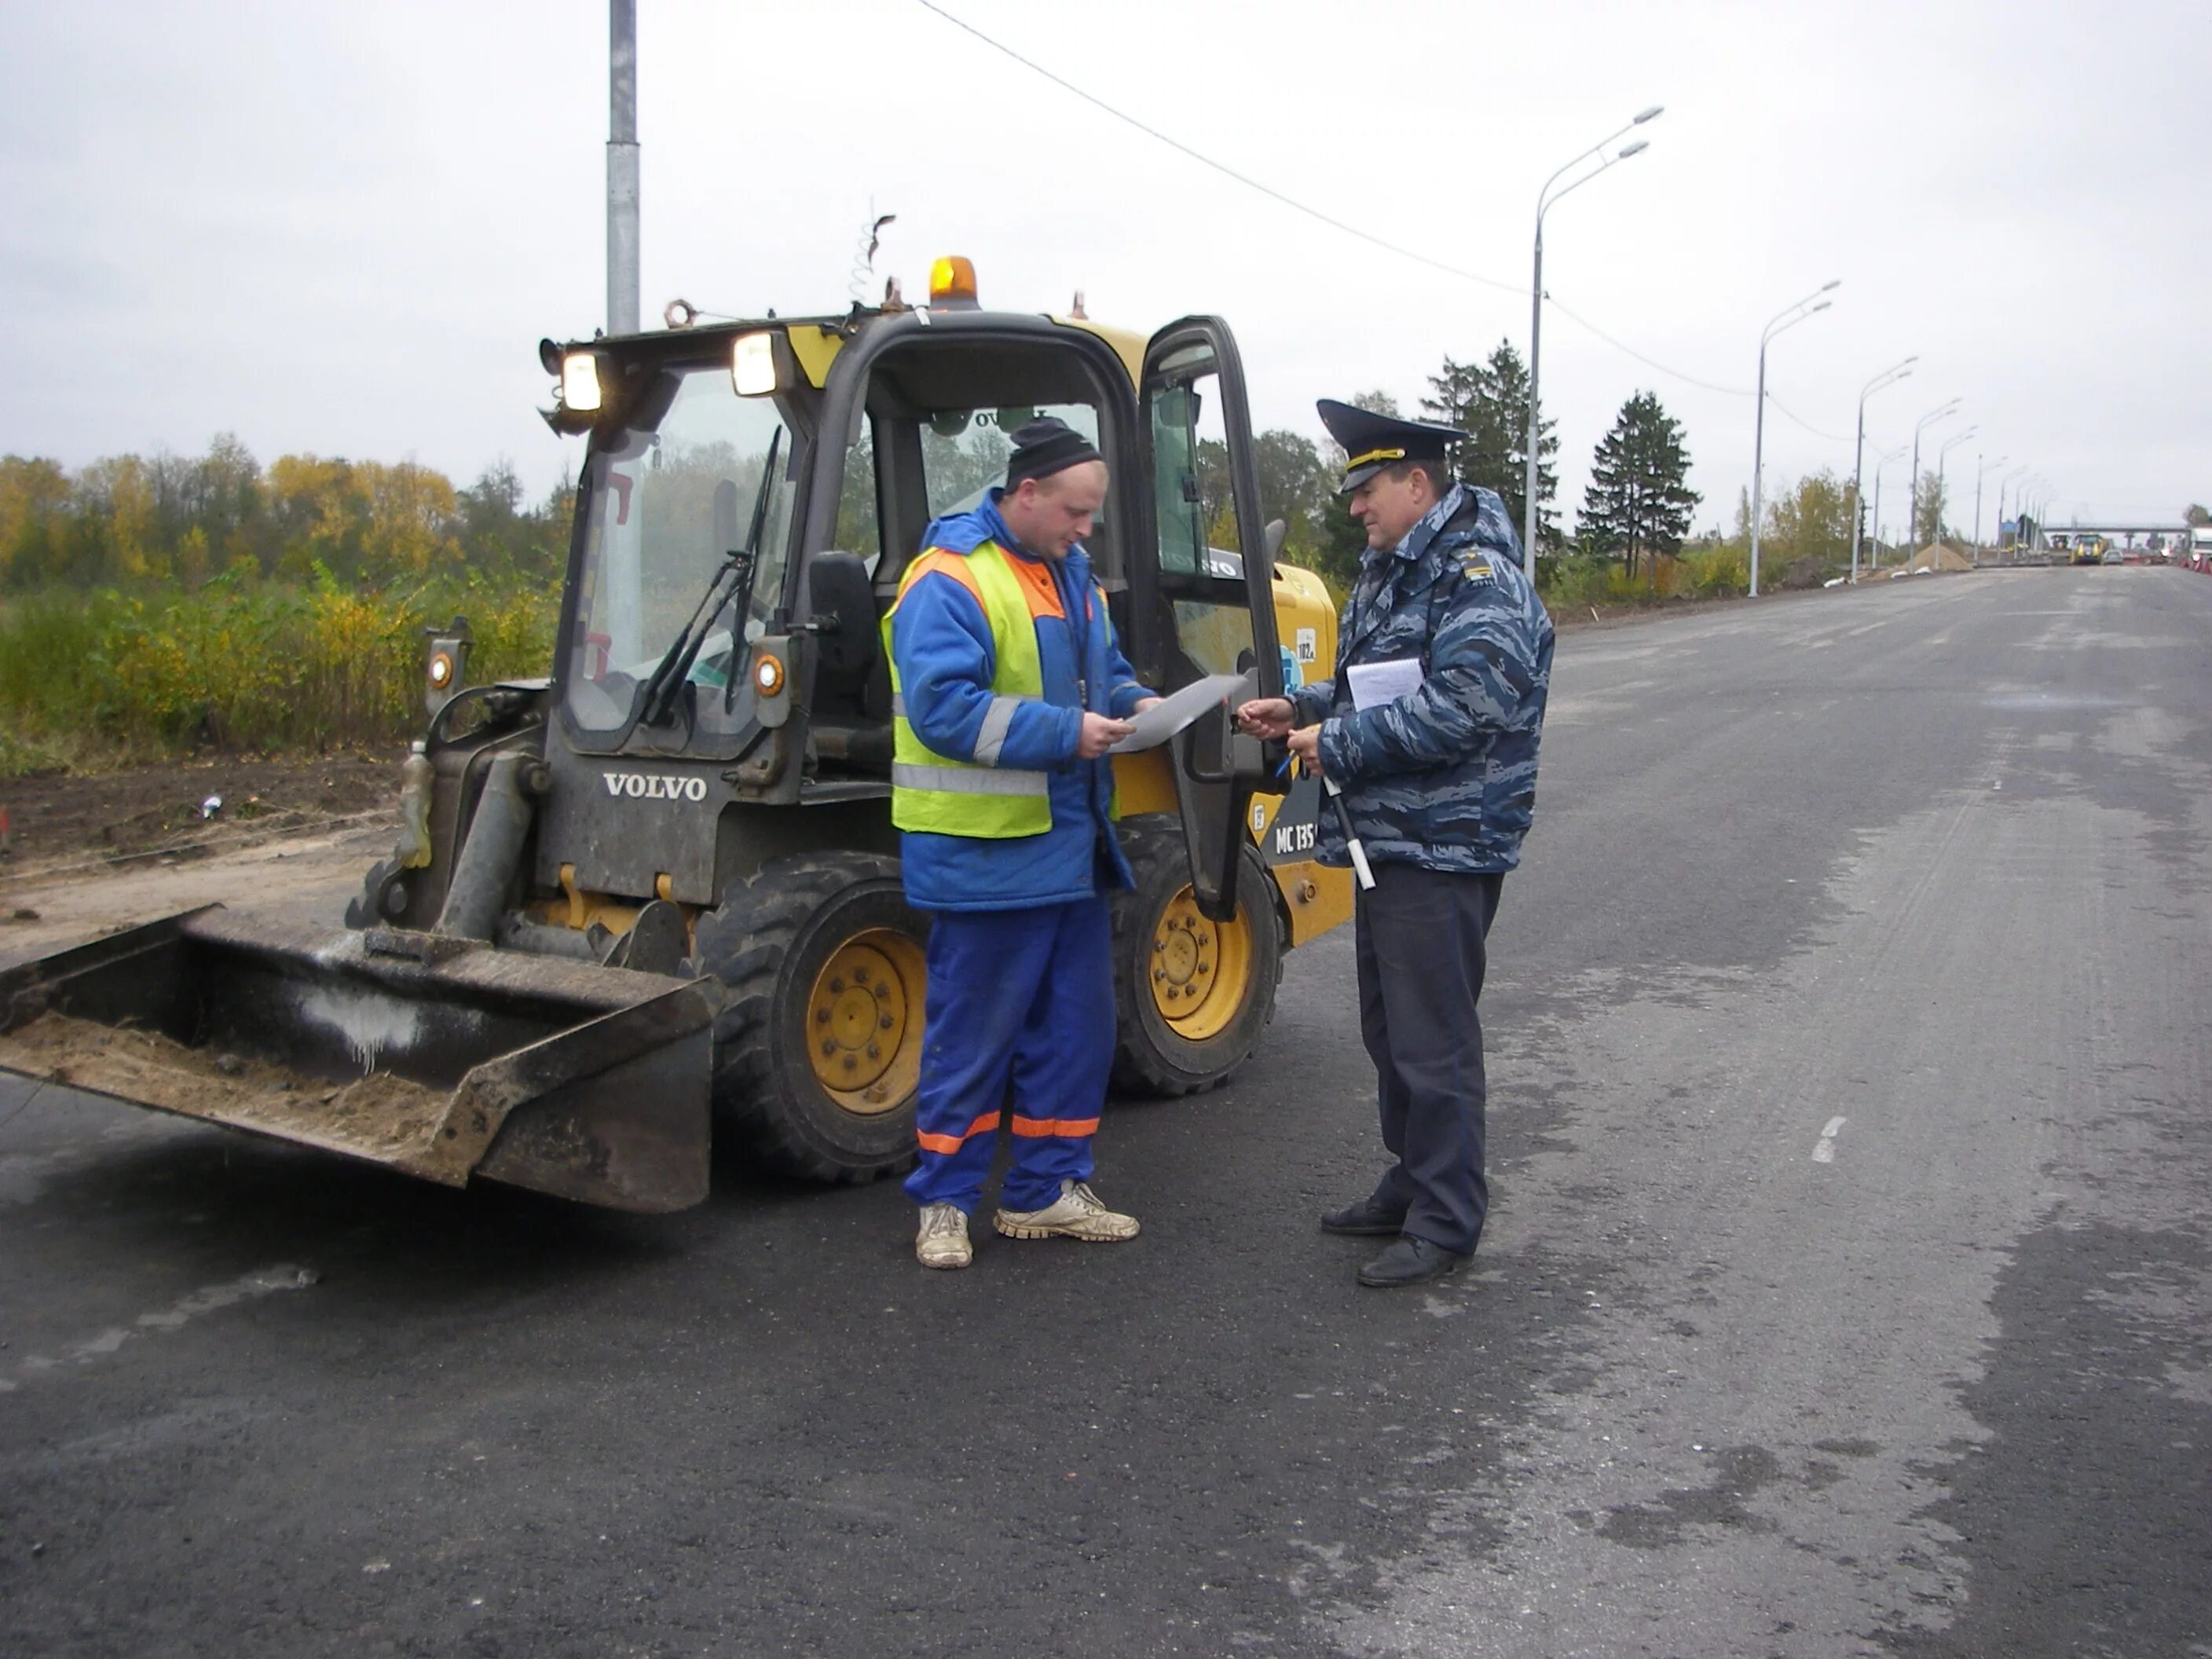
[436,750,542,943]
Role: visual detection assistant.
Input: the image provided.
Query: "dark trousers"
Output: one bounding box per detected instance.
[1354,863,1504,1256]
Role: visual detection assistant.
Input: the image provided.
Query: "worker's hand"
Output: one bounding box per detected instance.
[1287,723,1324,775]
[1236,697,1295,740]
[1132,697,1162,715]
[1077,712,1134,759]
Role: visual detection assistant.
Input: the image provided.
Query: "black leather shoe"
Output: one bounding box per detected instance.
[1357,1235,1469,1287]
[1320,1196,1407,1236]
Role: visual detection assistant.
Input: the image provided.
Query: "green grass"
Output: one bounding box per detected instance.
[0,575,559,776]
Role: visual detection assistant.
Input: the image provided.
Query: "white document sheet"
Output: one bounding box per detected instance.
[1346,657,1425,712]
[1108,672,1254,754]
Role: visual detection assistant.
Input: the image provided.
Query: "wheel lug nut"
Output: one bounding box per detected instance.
[879,1013,894,1029]
[854,965,868,984]
[830,976,844,993]
[815,1008,830,1024]
[866,1042,881,1060]
[820,1039,836,1056]
[841,1053,857,1071]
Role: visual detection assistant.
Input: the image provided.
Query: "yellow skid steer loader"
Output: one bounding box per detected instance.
[0,264,1352,1212]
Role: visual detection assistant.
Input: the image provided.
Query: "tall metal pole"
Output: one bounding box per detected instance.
[1524,106,1661,577]
[1936,427,1977,550]
[1850,357,1915,585]
[607,0,641,336]
[1749,283,1839,597]
[1751,339,1766,593]
[1998,464,2030,559]
[1524,223,1544,579]
[1867,441,1906,568]
[1972,452,2005,558]
[1909,399,1960,562]
[1872,460,1886,563]
[1909,436,1918,554]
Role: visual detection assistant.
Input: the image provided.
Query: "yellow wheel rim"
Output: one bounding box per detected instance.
[805,928,925,1115]
[1148,886,1253,1043]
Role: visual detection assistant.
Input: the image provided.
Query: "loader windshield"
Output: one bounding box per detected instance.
[564,367,797,737]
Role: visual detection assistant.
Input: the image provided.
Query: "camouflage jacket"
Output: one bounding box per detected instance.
[1289,484,1555,874]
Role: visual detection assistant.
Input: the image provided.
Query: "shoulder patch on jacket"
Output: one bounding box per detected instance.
[1459,553,1495,585]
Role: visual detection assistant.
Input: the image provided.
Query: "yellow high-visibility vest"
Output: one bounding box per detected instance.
[882,542,1054,838]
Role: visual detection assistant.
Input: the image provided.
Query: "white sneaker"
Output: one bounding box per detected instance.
[915,1203,972,1269]
[994,1180,1140,1243]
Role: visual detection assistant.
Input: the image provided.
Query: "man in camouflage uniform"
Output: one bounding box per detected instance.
[1237,400,1554,1287]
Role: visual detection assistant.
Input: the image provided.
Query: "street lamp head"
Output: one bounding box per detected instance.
[1819,279,1842,292]
[1633,104,1664,123]
[1617,139,1649,159]
[1809,300,1833,314]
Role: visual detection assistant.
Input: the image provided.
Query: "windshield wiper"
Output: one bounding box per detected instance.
[637,426,783,728]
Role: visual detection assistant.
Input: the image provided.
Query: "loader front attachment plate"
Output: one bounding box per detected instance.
[0,908,719,1214]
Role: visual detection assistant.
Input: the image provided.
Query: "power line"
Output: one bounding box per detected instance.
[1541,295,1751,397]
[914,0,1524,299]
[918,0,1774,403]
[917,4,1863,450]
[1763,394,1852,445]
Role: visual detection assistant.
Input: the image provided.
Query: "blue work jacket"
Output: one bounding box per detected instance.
[889,492,1152,911]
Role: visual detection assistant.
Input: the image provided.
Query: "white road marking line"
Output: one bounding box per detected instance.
[1811,1115,1848,1163]
[6,1264,317,1389]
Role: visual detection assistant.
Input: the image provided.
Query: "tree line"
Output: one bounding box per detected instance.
[4,378,1906,613]
[1209,339,1984,600]
[0,437,572,592]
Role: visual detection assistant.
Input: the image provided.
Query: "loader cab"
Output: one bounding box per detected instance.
[544,305,1280,917]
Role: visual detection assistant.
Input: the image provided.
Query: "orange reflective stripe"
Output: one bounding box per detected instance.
[902,548,987,608]
[1005,551,1066,621]
[1007,1115,1101,1139]
[916,1109,1002,1157]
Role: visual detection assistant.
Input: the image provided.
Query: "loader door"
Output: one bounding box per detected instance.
[1138,317,1280,922]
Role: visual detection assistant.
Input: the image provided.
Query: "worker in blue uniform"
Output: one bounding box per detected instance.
[1238,401,1554,1287]
[884,416,1159,1270]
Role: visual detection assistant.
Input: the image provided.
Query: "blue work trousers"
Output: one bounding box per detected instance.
[903,896,1116,1214]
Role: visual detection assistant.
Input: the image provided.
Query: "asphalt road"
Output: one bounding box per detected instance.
[4,566,2208,1658]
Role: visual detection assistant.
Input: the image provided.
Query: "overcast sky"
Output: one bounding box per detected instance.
[3,0,2206,540]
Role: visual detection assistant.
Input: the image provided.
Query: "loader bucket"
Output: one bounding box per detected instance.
[0,907,720,1213]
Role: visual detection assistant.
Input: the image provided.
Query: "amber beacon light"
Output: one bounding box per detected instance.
[928,256,979,307]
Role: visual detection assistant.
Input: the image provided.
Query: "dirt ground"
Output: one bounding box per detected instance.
[0,749,405,877]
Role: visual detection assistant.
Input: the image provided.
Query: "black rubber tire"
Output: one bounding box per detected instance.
[690,851,928,1184]
[1109,816,1284,1097]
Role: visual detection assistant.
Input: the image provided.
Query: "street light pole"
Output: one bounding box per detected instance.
[1908,399,1961,563]
[1749,281,1842,597]
[1869,441,1906,567]
[1936,426,1979,552]
[1998,464,2031,558]
[2019,476,2048,550]
[607,0,640,336]
[1850,357,1916,584]
[1524,104,1662,577]
[1972,453,2007,559]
